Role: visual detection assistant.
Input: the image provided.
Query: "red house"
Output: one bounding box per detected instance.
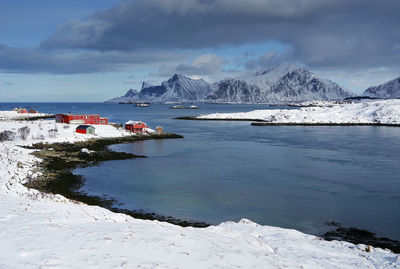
[125,120,148,133]
[17,108,28,113]
[55,114,108,125]
[76,125,96,134]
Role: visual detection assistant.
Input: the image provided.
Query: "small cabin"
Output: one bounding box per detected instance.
[125,120,148,133]
[28,109,38,113]
[17,108,28,113]
[76,125,96,134]
[156,126,163,134]
[56,114,108,125]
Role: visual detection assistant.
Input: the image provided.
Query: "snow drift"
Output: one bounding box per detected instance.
[197,99,400,125]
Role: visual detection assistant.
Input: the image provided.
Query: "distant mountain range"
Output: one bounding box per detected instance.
[107,63,355,104]
[363,76,400,99]
[108,74,214,103]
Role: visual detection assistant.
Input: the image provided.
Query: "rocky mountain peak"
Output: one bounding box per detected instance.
[363,76,400,99]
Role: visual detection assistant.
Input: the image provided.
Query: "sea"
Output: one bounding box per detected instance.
[1,102,399,240]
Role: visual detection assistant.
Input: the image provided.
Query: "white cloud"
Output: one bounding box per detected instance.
[150,54,228,80]
[312,67,400,94]
[0,81,13,86]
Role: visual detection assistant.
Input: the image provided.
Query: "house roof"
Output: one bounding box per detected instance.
[125,120,146,125]
[76,125,95,130]
[57,113,100,117]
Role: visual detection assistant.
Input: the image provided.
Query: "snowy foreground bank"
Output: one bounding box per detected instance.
[0,115,399,268]
[198,99,400,125]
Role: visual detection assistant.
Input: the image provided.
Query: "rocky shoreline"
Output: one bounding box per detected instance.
[21,133,400,252]
[23,133,210,228]
[175,116,266,122]
[251,122,400,127]
[176,116,400,127]
[15,115,56,121]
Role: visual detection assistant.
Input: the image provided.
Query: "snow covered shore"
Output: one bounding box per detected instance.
[0,114,399,268]
[198,99,400,125]
[0,110,53,121]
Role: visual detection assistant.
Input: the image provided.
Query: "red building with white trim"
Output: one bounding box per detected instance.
[125,120,148,133]
[55,114,108,125]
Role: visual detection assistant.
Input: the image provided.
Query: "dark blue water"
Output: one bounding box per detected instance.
[2,102,399,240]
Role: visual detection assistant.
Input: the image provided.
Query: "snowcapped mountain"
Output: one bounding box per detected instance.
[363,76,400,99]
[107,63,354,103]
[207,79,262,103]
[207,63,354,103]
[107,74,215,103]
[106,89,138,103]
[139,74,215,102]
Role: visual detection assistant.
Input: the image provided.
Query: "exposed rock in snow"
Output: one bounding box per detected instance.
[197,99,400,125]
[106,88,139,103]
[139,74,215,102]
[108,74,215,103]
[208,63,354,103]
[141,81,153,89]
[363,76,400,99]
[207,79,262,103]
[107,63,354,104]
[0,113,399,268]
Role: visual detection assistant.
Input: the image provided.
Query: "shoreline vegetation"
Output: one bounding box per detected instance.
[15,115,56,121]
[23,133,210,228]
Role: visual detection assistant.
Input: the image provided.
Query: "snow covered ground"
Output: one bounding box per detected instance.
[0,110,52,121]
[198,99,400,125]
[0,112,399,268]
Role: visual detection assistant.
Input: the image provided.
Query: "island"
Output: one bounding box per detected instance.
[177,99,400,126]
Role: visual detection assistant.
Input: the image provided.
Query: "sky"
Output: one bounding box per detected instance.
[0,0,399,102]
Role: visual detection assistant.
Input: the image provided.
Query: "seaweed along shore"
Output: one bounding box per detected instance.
[23,133,210,228]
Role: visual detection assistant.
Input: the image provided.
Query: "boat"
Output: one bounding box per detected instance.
[187,105,198,109]
[170,105,185,109]
[135,103,150,107]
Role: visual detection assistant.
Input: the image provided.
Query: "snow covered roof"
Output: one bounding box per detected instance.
[125,120,146,125]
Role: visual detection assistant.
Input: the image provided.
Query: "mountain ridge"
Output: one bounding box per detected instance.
[107,63,354,103]
[363,76,400,99]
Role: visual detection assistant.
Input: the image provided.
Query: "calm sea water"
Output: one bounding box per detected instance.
[2,102,399,240]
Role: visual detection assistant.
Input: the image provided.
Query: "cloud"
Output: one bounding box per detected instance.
[123,79,140,85]
[176,54,227,75]
[0,81,13,86]
[243,50,294,71]
[149,54,228,81]
[1,0,398,80]
[312,66,400,93]
[40,0,400,70]
[0,44,188,74]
